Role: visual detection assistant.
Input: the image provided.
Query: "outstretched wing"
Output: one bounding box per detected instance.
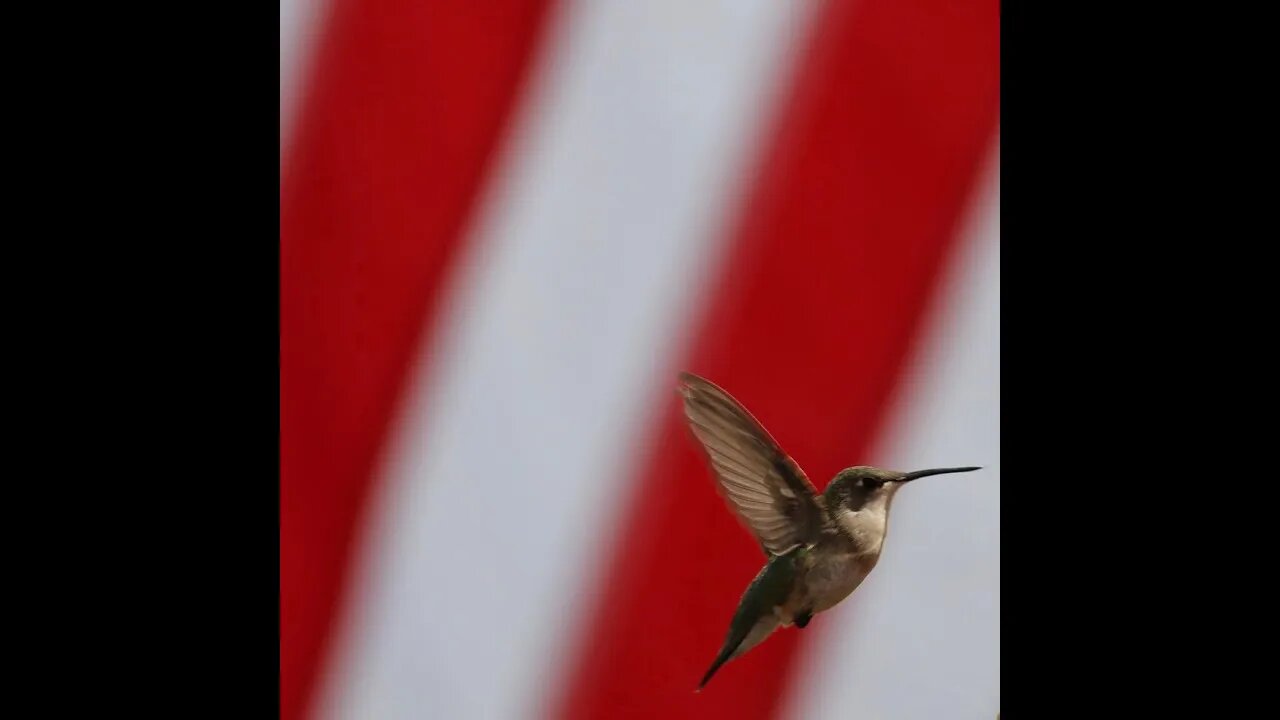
[677,372,825,555]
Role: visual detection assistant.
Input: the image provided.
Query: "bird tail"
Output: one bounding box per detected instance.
[695,556,796,692]
[696,609,762,691]
[697,646,735,692]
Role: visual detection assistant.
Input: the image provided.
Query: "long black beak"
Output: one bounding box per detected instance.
[899,466,982,483]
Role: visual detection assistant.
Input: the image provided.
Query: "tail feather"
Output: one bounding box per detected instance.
[697,646,735,691]
[696,553,798,691]
[697,616,750,691]
[696,614,780,691]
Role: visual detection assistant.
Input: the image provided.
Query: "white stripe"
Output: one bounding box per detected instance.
[783,143,1001,720]
[314,2,817,718]
[279,0,331,153]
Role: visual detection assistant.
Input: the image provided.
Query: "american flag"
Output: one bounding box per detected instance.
[281,2,999,719]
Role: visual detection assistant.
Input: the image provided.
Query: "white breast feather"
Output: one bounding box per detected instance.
[836,491,893,557]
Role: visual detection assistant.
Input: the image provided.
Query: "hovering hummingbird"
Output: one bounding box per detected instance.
[676,372,980,690]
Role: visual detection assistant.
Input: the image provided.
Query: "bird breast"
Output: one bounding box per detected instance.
[802,545,876,614]
[798,505,892,613]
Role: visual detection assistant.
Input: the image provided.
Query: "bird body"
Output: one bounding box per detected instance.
[676,372,979,689]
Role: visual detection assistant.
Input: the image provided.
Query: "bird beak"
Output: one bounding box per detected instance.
[899,466,982,483]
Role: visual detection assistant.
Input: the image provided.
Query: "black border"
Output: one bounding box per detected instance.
[71,3,283,713]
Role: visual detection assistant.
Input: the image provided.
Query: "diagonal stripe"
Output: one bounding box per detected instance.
[279,3,555,719]
[552,0,1000,718]
[279,0,331,150]
[313,2,818,719]
[783,144,1000,720]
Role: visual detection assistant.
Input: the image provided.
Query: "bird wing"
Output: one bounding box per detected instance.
[677,372,826,556]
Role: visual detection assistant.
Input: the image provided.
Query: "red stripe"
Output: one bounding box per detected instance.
[552,0,998,718]
[279,3,555,719]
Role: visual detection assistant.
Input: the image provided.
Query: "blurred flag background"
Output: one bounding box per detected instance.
[281,1,999,719]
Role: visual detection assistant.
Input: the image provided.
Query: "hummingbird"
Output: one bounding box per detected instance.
[676,372,981,690]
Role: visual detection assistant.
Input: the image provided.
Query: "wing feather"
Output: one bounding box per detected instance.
[677,372,825,555]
